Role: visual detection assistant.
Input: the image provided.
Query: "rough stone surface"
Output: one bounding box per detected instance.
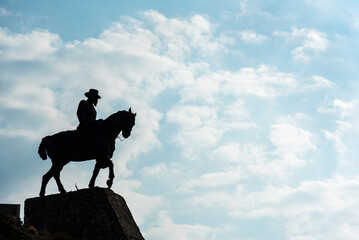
[0,204,20,219]
[0,213,51,240]
[24,188,144,240]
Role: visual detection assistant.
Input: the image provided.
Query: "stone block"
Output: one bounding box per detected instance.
[24,188,144,240]
[0,204,20,219]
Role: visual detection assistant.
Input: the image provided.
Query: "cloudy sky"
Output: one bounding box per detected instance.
[1,0,359,239]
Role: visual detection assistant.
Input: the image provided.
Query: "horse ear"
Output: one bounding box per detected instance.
[129,107,132,113]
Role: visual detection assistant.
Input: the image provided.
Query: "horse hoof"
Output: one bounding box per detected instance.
[39,192,45,197]
[106,179,113,188]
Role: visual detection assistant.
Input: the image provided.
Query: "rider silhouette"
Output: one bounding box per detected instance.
[77,89,101,131]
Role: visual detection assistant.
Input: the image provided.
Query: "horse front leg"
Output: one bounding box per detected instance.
[89,162,101,188]
[89,161,101,188]
[106,160,114,188]
[91,156,115,188]
[54,163,66,194]
[40,165,55,197]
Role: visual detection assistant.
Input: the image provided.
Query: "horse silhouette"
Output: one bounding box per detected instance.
[38,108,136,196]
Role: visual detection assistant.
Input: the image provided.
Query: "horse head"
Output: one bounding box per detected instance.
[120,108,136,139]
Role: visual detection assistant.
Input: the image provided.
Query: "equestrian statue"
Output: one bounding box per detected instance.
[38,89,136,196]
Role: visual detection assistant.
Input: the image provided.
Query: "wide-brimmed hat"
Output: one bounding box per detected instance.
[85,89,101,99]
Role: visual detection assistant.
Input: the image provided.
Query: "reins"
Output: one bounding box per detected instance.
[117,133,125,141]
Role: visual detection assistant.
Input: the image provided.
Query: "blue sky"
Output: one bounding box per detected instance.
[1,0,359,239]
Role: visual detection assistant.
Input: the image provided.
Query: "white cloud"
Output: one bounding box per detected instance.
[184,168,243,189]
[180,65,333,104]
[250,115,315,178]
[0,85,72,140]
[318,98,358,118]
[332,99,358,117]
[274,27,328,62]
[112,180,163,225]
[166,105,222,158]
[142,163,169,177]
[99,21,161,54]
[222,100,259,131]
[187,65,298,100]
[144,210,232,240]
[270,122,315,156]
[291,27,328,62]
[322,120,352,163]
[141,10,227,60]
[166,105,217,130]
[179,73,222,103]
[212,142,243,163]
[179,143,265,192]
[182,114,316,192]
[191,175,359,240]
[305,75,334,90]
[173,126,222,159]
[0,8,12,16]
[0,27,61,60]
[238,30,268,44]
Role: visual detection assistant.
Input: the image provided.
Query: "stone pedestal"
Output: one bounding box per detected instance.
[24,188,144,240]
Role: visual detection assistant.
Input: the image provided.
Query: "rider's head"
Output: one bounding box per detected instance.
[85,89,101,106]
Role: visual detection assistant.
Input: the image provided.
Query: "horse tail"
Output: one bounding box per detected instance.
[38,136,50,160]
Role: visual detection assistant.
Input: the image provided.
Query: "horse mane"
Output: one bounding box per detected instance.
[104,111,118,122]
[104,110,128,123]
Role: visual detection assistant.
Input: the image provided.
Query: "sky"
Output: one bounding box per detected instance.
[1,0,359,239]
